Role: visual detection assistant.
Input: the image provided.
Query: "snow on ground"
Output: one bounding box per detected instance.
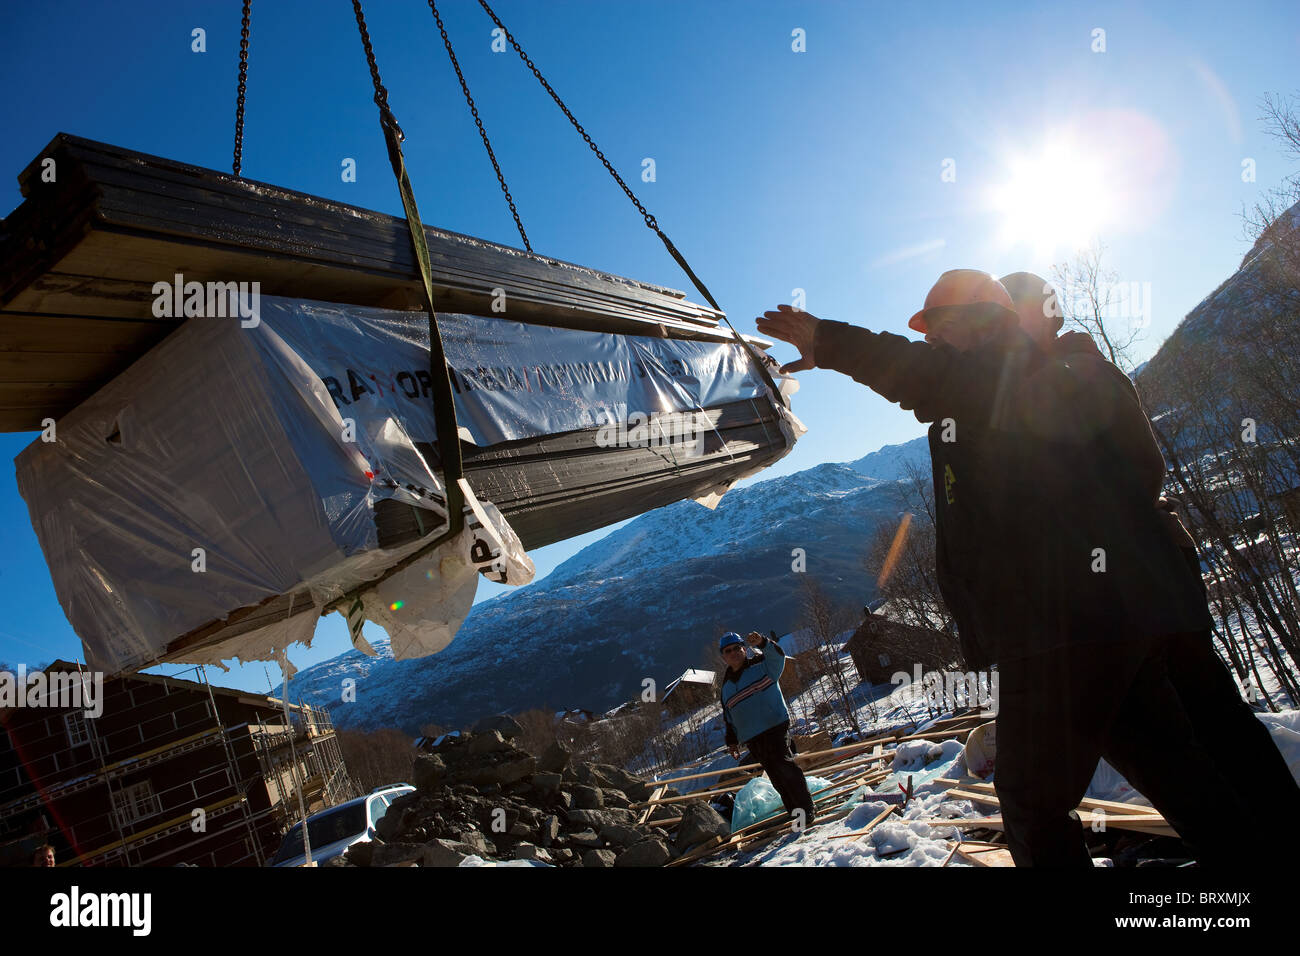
[619,622,1300,866]
[712,705,1300,867]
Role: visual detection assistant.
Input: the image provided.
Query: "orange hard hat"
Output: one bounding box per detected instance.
[908,269,1018,334]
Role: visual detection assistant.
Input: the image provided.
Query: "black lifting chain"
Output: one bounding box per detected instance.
[430,1,531,252]
[475,0,660,235]
[351,0,405,143]
[473,0,782,407]
[232,0,252,176]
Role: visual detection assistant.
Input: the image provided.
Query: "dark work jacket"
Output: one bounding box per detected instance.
[814,320,1213,666]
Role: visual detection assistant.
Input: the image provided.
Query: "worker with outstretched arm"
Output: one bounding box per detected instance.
[756,270,1262,866]
[999,270,1300,829]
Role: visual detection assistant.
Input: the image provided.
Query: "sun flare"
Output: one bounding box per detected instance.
[989,139,1116,255]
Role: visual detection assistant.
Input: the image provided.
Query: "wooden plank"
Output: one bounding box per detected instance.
[17,134,698,304]
[636,786,666,825]
[956,844,1015,867]
[665,835,724,868]
[826,805,898,841]
[84,175,712,322]
[4,137,723,330]
[0,135,788,431]
[0,311,172,352]
[935,778,1164,818]
[0,349,136,383]
[924,813,1174,836]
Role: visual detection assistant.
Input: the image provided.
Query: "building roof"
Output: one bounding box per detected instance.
[662,669,717,702]
[44,659,301,713]
[679,669,715,685]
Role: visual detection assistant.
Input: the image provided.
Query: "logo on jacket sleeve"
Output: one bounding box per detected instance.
[944,464,957,504]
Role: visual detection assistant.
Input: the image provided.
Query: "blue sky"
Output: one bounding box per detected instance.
[2,0,1297,691]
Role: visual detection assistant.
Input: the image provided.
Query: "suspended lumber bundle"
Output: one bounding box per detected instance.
[14,295,803,675]
[0,134,746,432]
[3,136,805,676]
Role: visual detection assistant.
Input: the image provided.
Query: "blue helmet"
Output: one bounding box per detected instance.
[718,632,744,652]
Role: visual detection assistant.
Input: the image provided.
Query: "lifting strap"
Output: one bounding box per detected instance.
[351,0,466,545]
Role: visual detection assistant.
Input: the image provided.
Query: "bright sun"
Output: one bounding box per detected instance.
[988,139,1116,255]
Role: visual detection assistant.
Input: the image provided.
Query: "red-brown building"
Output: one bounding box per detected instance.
[0,662,355,867]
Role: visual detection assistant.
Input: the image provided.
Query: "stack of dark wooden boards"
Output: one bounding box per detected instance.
[1,134,797,668]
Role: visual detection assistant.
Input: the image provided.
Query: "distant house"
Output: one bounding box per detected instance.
[0,662,355,867]
[661,669,717,715]
[775,643,812,699]
[845,614,959,686]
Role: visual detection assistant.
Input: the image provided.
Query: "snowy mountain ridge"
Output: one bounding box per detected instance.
[278,436,931,731]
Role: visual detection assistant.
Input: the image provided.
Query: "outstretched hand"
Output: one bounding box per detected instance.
[755,305,821,374]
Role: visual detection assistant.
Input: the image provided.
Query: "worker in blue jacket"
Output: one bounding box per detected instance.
[719,631,815,826]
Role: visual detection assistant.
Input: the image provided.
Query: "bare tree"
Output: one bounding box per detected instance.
[1052,240,1144,371]
[1051,229,1300,708]
[862,460,956,636]
[797,577,863,737]
[337,728,416,794]
[1243,91,1300,248]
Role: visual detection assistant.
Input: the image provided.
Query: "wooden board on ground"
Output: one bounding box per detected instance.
[925,813,1175,837]
[956,844,1016,867]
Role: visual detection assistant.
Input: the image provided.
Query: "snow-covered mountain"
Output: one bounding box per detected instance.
[1140,200,1300,386]
[279,436,931,733]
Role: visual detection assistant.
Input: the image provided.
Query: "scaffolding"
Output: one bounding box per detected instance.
[0,662,357,867]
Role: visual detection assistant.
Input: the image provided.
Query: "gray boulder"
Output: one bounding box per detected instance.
[615,839,672,867]
[582,849,618,867]
[412,754,447,792]
[584,763,652,801]
[422,839,475,867]
[539,741,571,773]
[675,803,730,852]
[599,824,643,847]
[601,789,631,809]
[566,830,604,849]
[370,842,426,867]
[529,772,562,797]
[572,785,604,810]
[467,730,515,756]
[565,808,636,830]
[452,753,537,787]
[514,843,553,863]
[456,830,493,856]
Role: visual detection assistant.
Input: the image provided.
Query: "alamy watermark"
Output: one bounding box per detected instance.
[0,665,103,718]
[595,407,708,458]
[151,273,260,327]
[891,663,998,716]
[1088,280,1153,329]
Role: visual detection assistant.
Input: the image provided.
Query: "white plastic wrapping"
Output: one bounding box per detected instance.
[15,295,788,674]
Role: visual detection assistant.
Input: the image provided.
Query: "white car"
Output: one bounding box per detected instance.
[267,784,414,867]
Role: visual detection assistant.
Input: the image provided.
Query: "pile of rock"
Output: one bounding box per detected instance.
[340,715,730,868]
